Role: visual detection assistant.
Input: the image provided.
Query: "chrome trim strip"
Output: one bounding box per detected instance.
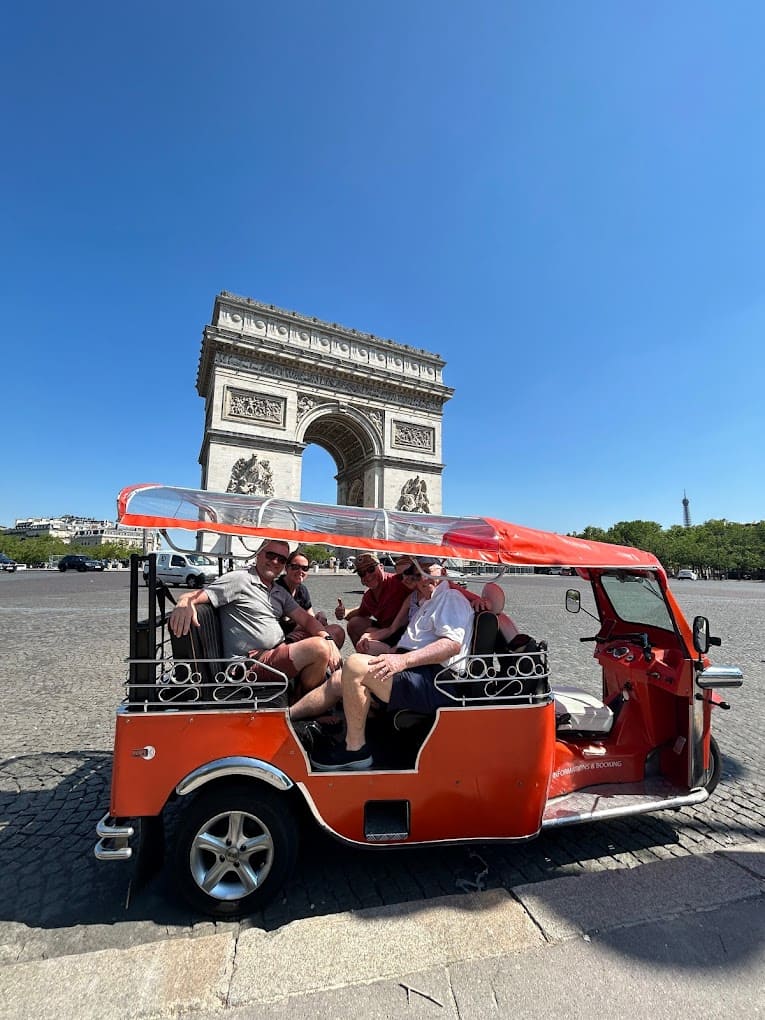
[96,813,135,839]
[94,839,132,862]
[94,812,134,862]
[175,756,294,796]
[541,787,708,829]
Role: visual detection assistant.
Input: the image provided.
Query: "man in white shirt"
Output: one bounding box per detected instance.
[309,558,473,771]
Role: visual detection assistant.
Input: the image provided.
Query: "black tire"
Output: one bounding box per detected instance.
[702,735,722,795]
[186,574,201,588]
[173,782,298,918]
[58,564,66,572]
[77,565,86,572]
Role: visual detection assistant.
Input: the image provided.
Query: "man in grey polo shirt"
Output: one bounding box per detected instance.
[169,539,341,694]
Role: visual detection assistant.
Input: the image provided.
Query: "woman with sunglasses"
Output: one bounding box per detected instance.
[277,550,345,650]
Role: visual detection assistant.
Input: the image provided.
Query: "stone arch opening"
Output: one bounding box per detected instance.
[300,407,381,507]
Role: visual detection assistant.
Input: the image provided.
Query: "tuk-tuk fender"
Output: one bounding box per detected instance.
[175,756,294,797]
[108,709,305,818]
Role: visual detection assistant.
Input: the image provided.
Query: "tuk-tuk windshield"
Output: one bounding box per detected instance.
[601,572,675,632]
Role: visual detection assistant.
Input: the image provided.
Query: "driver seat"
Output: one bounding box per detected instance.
[553,686,614,734]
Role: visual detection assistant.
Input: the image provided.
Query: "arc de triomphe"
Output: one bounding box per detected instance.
[197,292,453,512]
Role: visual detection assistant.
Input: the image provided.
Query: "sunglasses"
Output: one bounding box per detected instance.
[357,565,378,578]
[288,563,309,572]
[263,550,288,566]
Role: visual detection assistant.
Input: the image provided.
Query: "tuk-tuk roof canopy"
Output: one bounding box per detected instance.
[118,484,663,572]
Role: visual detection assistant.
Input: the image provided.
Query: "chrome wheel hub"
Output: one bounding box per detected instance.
[189,809,274,901]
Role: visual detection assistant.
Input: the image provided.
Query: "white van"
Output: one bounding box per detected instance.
[143,552,219,588]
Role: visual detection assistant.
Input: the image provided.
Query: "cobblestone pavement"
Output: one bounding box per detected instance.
[0,570,762,964]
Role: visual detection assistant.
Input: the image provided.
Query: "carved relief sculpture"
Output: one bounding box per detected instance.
[347,478,364,507]
[297,395,315,421]
[367,409,384,437]
[396,476,430,513]
[227,454,275,497]
[226,388,286,427]
[392,421,435,453]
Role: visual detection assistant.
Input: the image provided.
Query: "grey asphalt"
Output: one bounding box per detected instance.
[0,569,763,1017]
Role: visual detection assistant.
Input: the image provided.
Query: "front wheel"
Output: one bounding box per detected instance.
[173,783,298,918]
[186,574,202,588]
[702,735,722,795]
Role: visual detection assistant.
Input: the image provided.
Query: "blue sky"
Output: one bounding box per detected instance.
[1,1,763,534]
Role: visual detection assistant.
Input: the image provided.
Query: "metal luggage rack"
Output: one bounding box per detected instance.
[435,647,551,705]
[124,654,289,710]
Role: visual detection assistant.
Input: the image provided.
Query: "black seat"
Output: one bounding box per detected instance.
[169,602,224,686]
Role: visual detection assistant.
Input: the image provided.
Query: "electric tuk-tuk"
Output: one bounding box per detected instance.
[95,484,743,917]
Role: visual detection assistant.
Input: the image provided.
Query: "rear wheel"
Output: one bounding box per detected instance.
[174,783,298,918]
[186,574,202,588]
[702,736,722,795]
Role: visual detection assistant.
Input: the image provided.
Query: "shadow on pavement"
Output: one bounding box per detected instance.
[0,748,761,954]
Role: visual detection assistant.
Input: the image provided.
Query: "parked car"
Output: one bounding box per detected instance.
[95,484,743,919]
[58,554,106,572]
[142,551,219,588]
[676,569,698,581]
[0,553,18,572]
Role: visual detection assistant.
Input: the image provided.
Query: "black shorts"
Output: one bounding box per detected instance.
[387,664,453,714]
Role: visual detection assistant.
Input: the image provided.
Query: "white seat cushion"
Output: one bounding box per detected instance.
[553,686,614,734]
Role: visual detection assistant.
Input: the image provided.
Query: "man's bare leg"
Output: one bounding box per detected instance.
[341,653,378,750]
[289,669,343,721]
[287,636,331,692]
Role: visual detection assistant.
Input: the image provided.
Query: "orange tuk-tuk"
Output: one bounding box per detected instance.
[95,484,743,917]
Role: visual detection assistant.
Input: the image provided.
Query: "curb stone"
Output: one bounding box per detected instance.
[0,841,762,1020]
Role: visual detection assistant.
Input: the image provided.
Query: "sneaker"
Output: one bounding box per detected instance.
[310,742,373,772]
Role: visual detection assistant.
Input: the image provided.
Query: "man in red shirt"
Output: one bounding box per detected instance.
[335,553,412,650]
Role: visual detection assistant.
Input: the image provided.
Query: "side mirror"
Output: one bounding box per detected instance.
[565,589,581,614]
[693,612,714,652]
[692,616,721,653]
[692,616,710,655]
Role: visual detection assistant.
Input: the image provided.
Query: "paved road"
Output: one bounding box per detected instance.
[0,570,762,964]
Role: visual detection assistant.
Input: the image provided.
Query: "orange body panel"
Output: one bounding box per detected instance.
[111,702,556,844]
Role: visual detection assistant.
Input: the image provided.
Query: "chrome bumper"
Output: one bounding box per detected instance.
[94,812,134,861]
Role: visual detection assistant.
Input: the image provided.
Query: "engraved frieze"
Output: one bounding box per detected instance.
[215,353,445,413]
[392,420,435,453]
[224,388,286,428]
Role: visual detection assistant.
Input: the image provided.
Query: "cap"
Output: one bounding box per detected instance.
[355,553,380,570]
